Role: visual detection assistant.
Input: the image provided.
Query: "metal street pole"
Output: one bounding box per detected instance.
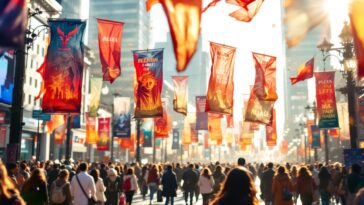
[304,134,307,164]
[65,114,72,162]
[324,129,329,165]
[36,115,41,161]
[136,119,141,163]
[347,70,358,148]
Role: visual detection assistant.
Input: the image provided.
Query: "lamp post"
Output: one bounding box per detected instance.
[317,22,359,149]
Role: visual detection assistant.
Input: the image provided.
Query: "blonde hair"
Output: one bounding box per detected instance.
[0,160,19,199]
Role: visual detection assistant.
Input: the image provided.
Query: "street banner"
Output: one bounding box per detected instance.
[196,96,208,130]
[89,77,102,117]
[86,115,98,144]
[315,71,339,128]
[208,114,222,142]
[52,116,66,145]
[240,122,253,146]
[146,0,202,72]
[113,97,131,138]
[252,52,277,101]
[245,94,274,124]
[206,42,236,115]
[182,122,191,145]
[97,117,110,151]
[172,129,179,150]
[172,76,188,115]
[97,19,124,83]
[225,128,234,144]
[328,128,340,138]
[280,140,289,154]
[311,125,321,148]
[285,0,327,48]
[337,102,350,140]
[203,0,264,22]
[155,99,171,138]
[0,0,27,48]
[143,130,152,147]
[204,133,209,149]
[226,115,234,128]
[39,19,86,113]
[0,51,15,105]
[119,137,132,149]
[290,57,314,85]
[307,119,315,145]
[266,110,277,146]
[350,0,364,79]
[190,123,198,143]
[133,48,163,118]
[71,115,81,128]
[46,115,65,135]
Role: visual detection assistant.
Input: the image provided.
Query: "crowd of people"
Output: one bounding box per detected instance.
[1,158,364,205]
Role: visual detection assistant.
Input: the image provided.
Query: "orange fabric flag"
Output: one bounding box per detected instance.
[227,0,264,22]
[146,0,160,12]
[290,57,314,85]
[350,0,364,79]
[146,0,202,72]
[307,119,315,145]
[202,0,221,13]
[46,115,65,134]
[208,114,222,142]
[266,110,277,147]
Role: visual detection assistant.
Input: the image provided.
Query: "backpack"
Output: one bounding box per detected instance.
[123,177,131,192]
[50,182,67,204]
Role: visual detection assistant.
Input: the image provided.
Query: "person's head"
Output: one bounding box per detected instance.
[212,168,258,205]
[58,169,69,181]
[127,168,134,175]
[23,168,46,192]
[298,166,312,178]
[188,164,194,169]
[291,165,298,175]
[79,162,88,172]
[267,162,273,169]
[108,168,117,177]
[237,158,246,166]
[90,169,99,183]
[215,165,223,174]
[0,161,20,199]
[20,162,28,171]
[166,165,172,171]
[202,168,212,179]
[276,166,287,175]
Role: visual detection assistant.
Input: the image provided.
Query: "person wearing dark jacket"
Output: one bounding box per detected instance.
[212,165,225,195]
[162,165,178,205]
[318,166,331,205]
[347,163,364,205]
[182,164,198,205]
[260,162,275,205]
[22,168,49,205]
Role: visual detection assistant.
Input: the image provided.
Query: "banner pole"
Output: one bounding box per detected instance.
[65,114,72,162]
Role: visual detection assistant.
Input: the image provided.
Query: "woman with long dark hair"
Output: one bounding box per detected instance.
[198,168,215,205]
[0,161,25,205]
[22,168,48,205]
[318,166,332,205]
[211,167,258,205]
[90,169,106,205]
[297,166,316,205]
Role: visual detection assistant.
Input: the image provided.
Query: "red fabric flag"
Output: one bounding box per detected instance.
[328,128,340,138]
[252,52,277,101]
[97,117,110,151]
[290,57,314,85]
[350,0,364,80]
[190,123,198,143]
[204,133,209,149]
[306,119,315,145]
[47,115,66,144]
[154,101,169,138]
[97,19,124,83]
[226,115,234,128]
[206,42,236,115]
[266,109,277,146]
[240,122,253,146]
[208,114,222,142]
[227,0,264,22]
[202,0,221,13]
[147,0,202,72]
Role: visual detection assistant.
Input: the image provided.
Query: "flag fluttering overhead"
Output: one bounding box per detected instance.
[208,114,222,144]
[154,99,171,138]
[266,109,277,146]
[39,19,86,113]
[290,57,314,85]
[146,0,202,72]
[97,117,111,151]
[172,76,188,115]
[113,97,131,138]
[89,78,102,117]
[350,0,364,80]
[206,42,236,115]
[0,0,27,48]
[315,71,339,128]
[133,48,163,118]
[97,19,124,83]
[285,0,327,48]
[196,96,208,130]
[244,91,274,125]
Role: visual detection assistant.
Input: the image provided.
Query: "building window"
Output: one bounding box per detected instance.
[36,45,39,54]
[28,95,31,105]
[30,59,33,69]
[42,48,45,56]
[34,99,37,106]
[29,77,32,86]
[35,79,37,88]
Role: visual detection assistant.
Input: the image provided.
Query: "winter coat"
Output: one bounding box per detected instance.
[182,168,198,191]
[161,170,178,197]
[212,172,225,194]
[272,173,294,205]
[260,168,275,201]
[198,175,214,194]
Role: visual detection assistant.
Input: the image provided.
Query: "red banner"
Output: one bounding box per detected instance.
[280,140,289,155]
[226,115,234,128]
[86,114,98,144]
[245,93,274,124]
[350,0,364,79]
[133,49,163,118]
[328,128,340,138]
[204,133,209,149]
[147,0,202,72]
[154,100,171,138]
[190,123,198,143]
[266,110,277,146]
[206,42,236,115]
[290,57,314,85]
[172,76,188,115]
[196,96,208,130]
[97,19,124,83]
[315,71,339,128]
[97,117,110,151]
[307,119,315,145]
[46,115,65,135]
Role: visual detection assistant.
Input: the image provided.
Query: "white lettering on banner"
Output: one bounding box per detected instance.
[102,36,118,43]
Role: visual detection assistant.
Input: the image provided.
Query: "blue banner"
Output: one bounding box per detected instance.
[41,19,86,113]
[172,129,179,150]
[0,52,14,104]
[71,115,81,128]
[143,130,152,148]
[311,125,321,148]
[113,97,131,138]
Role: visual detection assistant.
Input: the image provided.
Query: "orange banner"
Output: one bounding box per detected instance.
[307,119,315,145]
[86,115,98,144]
[172,76,188,115]
[240,121,254,146]
[290,57,314,85]
[350,0,364,79]
[206,42,236,115]
[154,99,171,138]
[266,110,277,146]
[97,117,110,151]
[208,114,222,142]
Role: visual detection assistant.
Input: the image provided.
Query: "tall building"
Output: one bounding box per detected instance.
[88,0,149,104]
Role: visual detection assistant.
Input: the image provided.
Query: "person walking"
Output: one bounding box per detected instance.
[49,169,72,205]
[161,165,177,205]
[290,166,299,205]
[146,165,160,205]
[211,167,259,205]
[122,168,138,205]
[212,165,225,195]
[197,168,215,205]
[105,168,122,205]
[90,169,106,205]
[0,161,25,205]
[272,166,293,205]
[71,162,96,205]
[297,166,316,205]
[182,164,198,205]
[260,162,275,205]
[347,163,364,205]
[141,166,148,200]
[22,168,49,205]
[318,166,331,205]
